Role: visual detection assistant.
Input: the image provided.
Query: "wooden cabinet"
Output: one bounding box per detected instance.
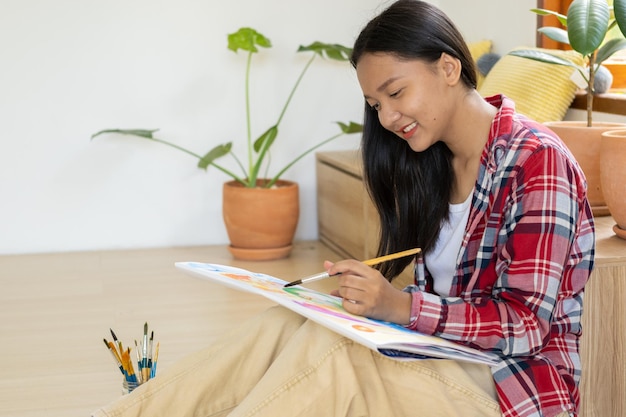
[316,150,412,288]
[579,215,626,417]
[316,150,626,417]
[316,150,378,260]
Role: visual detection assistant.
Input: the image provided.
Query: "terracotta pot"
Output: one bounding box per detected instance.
[545,121,626,217]
[600,130,626,240]
[222,179,299,260]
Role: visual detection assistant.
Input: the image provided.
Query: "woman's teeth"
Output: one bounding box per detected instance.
[403,122,417,133]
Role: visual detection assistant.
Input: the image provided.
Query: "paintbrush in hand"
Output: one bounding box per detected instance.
[283,248,421,288]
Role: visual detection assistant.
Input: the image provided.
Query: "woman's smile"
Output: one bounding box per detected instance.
[398,121,418,140]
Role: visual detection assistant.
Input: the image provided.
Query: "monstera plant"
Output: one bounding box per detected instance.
[93,27,362,260]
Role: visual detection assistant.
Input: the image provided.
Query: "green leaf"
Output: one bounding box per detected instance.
[531,8,569,27]
[227,27,271,54]
[615,0,626,37]
[297,42,352,61]
[596,37,626,64]
[567,0,610,56]
[197,143,232,170]
[253,126,278,153]
[336,121,363,134]
[538,27,571,45]
[91,129,159,140]
[509,49,578,67]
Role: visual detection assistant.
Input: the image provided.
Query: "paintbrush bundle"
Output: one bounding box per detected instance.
[103,322,160,393]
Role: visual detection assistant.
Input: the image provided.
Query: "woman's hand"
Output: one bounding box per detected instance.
[325,259,412,325]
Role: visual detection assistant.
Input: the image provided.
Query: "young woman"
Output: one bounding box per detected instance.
[93,1,594,416]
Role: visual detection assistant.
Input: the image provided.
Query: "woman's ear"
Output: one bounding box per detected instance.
[439,52,462,86]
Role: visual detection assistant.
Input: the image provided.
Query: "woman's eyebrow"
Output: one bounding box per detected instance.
[364,76,402,101]
[376,76,401,92]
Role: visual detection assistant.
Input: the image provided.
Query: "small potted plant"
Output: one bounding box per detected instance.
[92,27,362,260]
[510,0,626,215]
[511,0,626,126]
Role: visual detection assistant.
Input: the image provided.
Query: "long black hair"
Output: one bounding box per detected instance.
[350,0,477,280]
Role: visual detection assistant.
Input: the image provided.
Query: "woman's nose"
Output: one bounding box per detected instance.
[379,106,401,127]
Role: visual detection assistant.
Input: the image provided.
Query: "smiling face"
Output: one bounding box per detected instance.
[356,52,460,153]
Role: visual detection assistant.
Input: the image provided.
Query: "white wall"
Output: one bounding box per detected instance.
[440,0,537,55]
[1,0,540,255]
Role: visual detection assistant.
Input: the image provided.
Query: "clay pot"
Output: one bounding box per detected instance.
[600,130,626,240]
[545,121,626,217]
[222,179,299,260]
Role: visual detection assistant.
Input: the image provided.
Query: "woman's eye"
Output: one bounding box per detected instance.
[390,89,401,98]
[370,102,381,111]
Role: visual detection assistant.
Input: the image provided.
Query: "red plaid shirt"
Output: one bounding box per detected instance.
[404,95,595,417]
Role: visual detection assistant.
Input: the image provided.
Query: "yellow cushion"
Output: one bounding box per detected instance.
[467,40,493,89]
[478,47,584,123]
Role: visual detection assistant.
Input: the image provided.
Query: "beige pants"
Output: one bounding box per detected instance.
[92,306,502,417]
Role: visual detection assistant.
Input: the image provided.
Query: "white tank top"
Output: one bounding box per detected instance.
[424,192,472,297]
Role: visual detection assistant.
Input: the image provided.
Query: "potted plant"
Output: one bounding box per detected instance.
[510,0,626,215]
[92,27,363,260]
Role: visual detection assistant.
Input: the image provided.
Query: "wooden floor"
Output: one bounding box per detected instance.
[0,241,340,417]
[3,221,624,417]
